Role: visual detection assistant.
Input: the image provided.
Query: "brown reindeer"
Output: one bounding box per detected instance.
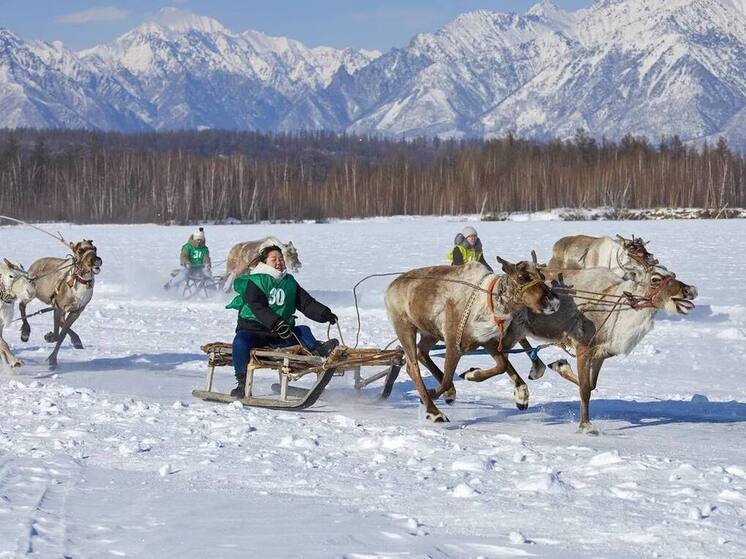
[466,265,697,432]
[384,256,560,422]
[19,240,102,369]
[222,237,301,292]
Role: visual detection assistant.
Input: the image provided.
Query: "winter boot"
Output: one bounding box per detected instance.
[312,339,340,358]
[230,376,246,398]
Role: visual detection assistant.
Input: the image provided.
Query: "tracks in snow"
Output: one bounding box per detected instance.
[0,455,78,558]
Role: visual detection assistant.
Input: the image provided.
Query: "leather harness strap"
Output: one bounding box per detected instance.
[485,276,508,352]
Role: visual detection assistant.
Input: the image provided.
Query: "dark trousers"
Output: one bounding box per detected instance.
[232,325,319,379]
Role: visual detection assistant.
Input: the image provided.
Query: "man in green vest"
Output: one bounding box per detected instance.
[226,245,339,398]
[448,226,493,271]
[164,227,213,290]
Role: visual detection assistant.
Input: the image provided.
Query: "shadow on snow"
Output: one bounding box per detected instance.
[379,377,746,429]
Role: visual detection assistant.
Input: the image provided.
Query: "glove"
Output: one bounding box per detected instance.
[325,312,338,325]
[272,319,293,340]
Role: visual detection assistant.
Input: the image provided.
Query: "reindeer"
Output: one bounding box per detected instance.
[548,234,658,279]
[223,237,301,292]
[19,240,102,370]
[385,255,560,422]
[0,259,36,368]
[465,265,698,432]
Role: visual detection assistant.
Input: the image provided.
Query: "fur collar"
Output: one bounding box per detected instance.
[251,262,287,280]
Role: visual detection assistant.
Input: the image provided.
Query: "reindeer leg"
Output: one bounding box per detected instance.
[576,345,597,434]
[505,359,529,410]
[418,335,456,405]
[426,305,463,404]
[0,326,23,368]
[45,308,63,343]
[395,321,448,423]
[519,338,546,380]
[459,339,508,382]
[590,356,605,391]
[19,301,30,342]
[481,341,530,410]
[427,342,461,403]
[67,326,84,349]
[222,271,236,293]
[548,359,580,386]
[47,310,81,370]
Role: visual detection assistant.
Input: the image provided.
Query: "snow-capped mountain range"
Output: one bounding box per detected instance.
[1,1,745,149]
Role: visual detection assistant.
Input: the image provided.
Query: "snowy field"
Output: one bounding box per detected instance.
[1,217,745,559]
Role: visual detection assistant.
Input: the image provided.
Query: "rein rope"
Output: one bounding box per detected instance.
[0,215,71,250]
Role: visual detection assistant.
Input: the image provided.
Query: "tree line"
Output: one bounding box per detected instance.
[0,128,743,223]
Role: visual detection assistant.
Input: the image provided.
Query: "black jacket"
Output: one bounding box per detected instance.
[236,280,332,334]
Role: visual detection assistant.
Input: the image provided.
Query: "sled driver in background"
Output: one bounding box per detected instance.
[227,245,339,398]
[447,225,493,272]
[164,227,213,290]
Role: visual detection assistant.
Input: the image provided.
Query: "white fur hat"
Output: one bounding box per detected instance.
[461,226,478,238]
[193,227,205,239]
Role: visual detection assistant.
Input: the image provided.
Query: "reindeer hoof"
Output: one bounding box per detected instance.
[549,359,580,385]
[11,359,24,368]
[577,422,599,435]
[72,342,84,350]
[514,385,529,410]
[20,326,30,343]
[44,332,58,343]
[459,368,480,382]
[47,357,58,370]
[528,359,546,380]
[548,358,569,371]
[426,411,449,423]
[427,388,456,406]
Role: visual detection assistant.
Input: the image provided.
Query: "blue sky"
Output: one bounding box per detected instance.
[4,1,593,51]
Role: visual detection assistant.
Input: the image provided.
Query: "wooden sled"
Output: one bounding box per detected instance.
[192,342,404,410]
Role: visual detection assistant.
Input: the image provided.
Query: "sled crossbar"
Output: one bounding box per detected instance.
[192,342,404,409]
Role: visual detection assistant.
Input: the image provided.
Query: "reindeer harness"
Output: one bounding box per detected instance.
[456,273,543,352]
[50,249,97,307]
[0,280,16,304]
[0,267,30,304]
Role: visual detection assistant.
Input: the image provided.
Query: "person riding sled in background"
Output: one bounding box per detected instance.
[227,245,339,398]
[163,227,213,290]
[448,226,493,272]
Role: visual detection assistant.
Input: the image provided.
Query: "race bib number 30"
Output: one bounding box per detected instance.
[269,288,286,306]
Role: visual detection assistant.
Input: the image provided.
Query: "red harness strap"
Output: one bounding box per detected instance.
[66,274,94,289]
[485,276,507,352]
[628,275,672,309]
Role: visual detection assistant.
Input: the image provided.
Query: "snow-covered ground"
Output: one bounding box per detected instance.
[1,217,745,559]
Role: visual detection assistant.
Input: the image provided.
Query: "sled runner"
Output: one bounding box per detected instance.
[192,342,404,410]
[169,268,222,299]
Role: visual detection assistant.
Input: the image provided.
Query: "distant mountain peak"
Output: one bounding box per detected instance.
[527,0,562,15]
[146,7,229,35]
[0,0,744,151]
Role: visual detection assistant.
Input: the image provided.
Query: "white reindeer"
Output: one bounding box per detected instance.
[0,259,36,368]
